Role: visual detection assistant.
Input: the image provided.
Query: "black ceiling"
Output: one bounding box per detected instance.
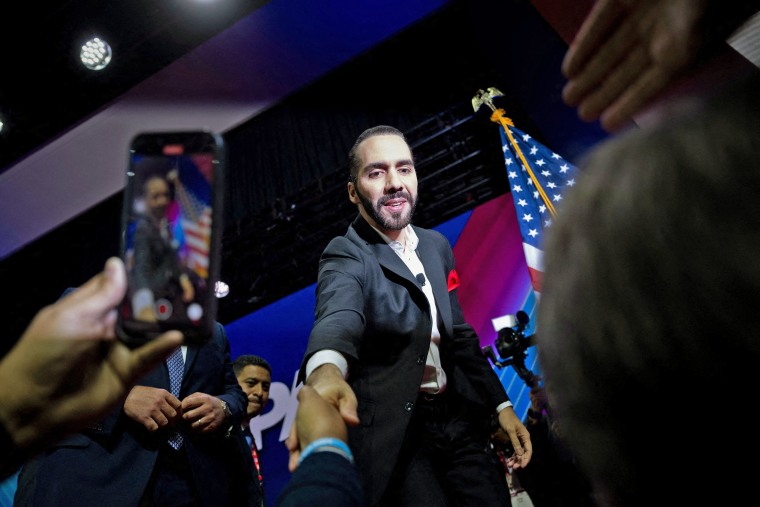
[0,0,267,174]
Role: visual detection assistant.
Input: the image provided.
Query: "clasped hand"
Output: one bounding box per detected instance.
[125,386,226,434]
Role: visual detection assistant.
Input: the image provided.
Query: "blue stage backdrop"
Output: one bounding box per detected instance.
[228,193,541,503]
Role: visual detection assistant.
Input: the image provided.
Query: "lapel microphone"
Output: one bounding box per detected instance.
[416,273,426,286]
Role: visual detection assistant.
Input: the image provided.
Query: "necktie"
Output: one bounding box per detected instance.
[166,347,184,449]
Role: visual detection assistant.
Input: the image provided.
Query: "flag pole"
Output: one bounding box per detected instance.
[472,88,557,218]
[168,167,200,222]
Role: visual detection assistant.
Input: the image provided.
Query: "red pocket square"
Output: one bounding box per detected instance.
[447,269,460,292]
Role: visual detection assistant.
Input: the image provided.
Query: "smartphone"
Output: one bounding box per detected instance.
[116,131,224,346]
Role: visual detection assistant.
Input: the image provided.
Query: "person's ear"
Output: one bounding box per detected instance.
[348,181,359,205]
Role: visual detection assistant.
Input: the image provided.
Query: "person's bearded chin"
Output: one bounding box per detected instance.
[357,188,416,230]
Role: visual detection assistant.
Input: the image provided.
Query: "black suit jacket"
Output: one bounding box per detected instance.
[131,213,187,299]
[299,214,510,505]
[15,322,256,507]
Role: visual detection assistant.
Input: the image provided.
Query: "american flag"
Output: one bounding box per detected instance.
[173,160,213,279]
[499,124,579,298]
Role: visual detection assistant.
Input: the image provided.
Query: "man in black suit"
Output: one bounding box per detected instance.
[298,125,532,507]
[15,320,255,507]
[233,354,272,507]
[0,257,183,481]
[129,173,196,322]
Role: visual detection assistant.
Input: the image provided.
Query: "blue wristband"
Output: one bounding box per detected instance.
[298,437,354,466]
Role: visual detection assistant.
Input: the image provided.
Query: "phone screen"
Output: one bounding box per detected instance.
[117,131,224,346]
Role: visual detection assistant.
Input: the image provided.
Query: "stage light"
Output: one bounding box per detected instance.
[80,37,112,71]
[214,280,230,298]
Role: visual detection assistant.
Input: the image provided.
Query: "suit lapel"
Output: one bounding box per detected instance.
[375,242,417,283]
[351,215,454,337]
[414,227,453,338]
[352,214,418,286]
[184,346,199,374]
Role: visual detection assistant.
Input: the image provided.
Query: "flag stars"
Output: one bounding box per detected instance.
[500,124,580,283]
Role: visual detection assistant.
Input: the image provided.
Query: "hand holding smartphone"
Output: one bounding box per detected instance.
[117,131,224,346]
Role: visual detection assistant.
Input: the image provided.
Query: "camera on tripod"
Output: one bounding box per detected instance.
[482,310,538,387]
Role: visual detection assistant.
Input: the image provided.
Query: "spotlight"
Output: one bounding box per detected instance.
[80,37,112,71]
[214,281,230,298]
